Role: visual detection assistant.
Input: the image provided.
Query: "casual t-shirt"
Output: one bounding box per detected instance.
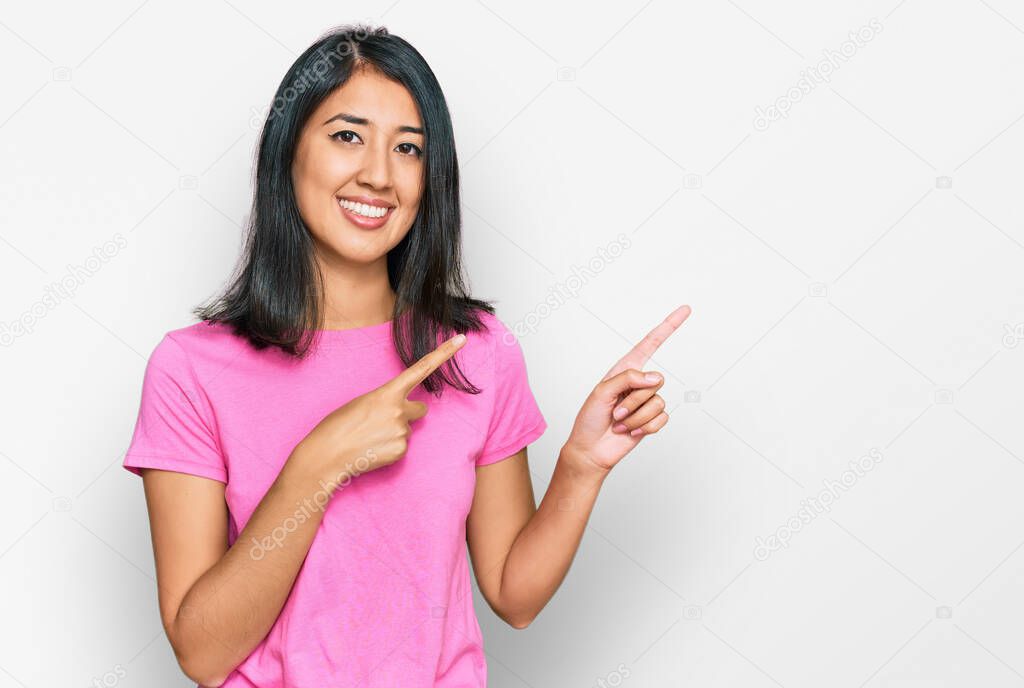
[122,310,547,687]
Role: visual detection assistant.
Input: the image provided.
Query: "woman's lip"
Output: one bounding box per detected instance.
[338,195,394,208]
[337,199,393,230]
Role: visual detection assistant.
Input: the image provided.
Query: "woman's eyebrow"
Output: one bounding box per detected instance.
[322,112,423,135]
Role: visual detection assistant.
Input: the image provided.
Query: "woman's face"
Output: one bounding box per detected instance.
[292,66,425,265]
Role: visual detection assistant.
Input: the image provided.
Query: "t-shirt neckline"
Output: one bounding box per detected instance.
[307,319,395,350]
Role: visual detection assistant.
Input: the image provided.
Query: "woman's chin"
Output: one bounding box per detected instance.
[313,234,390,265]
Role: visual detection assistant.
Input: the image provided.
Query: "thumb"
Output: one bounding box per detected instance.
[593,368,662,403]
[406,399,429,422]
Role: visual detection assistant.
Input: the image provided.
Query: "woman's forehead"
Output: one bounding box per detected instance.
[317,70,423,131]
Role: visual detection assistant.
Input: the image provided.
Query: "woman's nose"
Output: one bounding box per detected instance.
[357,144,391,189]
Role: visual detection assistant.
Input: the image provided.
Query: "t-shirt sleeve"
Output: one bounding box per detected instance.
[122,333,228,483]
[475,317,548,466]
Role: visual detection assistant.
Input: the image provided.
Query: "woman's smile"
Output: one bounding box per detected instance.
[336,195,395,229]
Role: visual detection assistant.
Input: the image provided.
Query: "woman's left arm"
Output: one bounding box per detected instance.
[467,305,692,628]
[467,443,607,629]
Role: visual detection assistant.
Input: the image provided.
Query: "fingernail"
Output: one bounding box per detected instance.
[645,373,661,383]
[613,423,628,432]
[630,428,644,437]
[613,406,628,420]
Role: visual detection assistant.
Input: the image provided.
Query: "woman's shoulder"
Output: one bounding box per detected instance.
[466,308,531,373]
[162,319,244,353]
[468,308,518,344]
[143,320,248,373]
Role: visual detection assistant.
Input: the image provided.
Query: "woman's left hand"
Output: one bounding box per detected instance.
[564,305,691,475]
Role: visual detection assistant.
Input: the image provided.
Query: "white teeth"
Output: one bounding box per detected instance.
[339,198,389,218]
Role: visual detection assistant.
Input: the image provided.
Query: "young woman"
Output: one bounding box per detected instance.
[123,24,690,687]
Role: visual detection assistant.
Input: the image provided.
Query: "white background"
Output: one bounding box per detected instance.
[2,1,1024,686]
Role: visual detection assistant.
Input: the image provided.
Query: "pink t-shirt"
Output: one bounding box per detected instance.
[122,310,547,687]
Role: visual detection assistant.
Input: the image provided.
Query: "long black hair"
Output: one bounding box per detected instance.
[195,24,495,395]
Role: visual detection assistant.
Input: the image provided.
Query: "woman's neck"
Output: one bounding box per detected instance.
[316,254,397,330]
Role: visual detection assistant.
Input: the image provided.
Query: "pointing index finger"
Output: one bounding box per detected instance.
[390,332,467,397]
[605,305,691,379]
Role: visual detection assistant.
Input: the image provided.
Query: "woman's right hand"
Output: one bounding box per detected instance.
[293,332,468,488]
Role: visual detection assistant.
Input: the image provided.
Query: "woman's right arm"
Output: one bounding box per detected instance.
[139,332,465,685]
[142,445,341,686]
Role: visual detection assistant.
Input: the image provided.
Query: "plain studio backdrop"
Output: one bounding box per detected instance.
[2,1,1024,686]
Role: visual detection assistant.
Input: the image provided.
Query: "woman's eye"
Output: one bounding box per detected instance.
[396,142,423,158]
[330,130,362,144]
